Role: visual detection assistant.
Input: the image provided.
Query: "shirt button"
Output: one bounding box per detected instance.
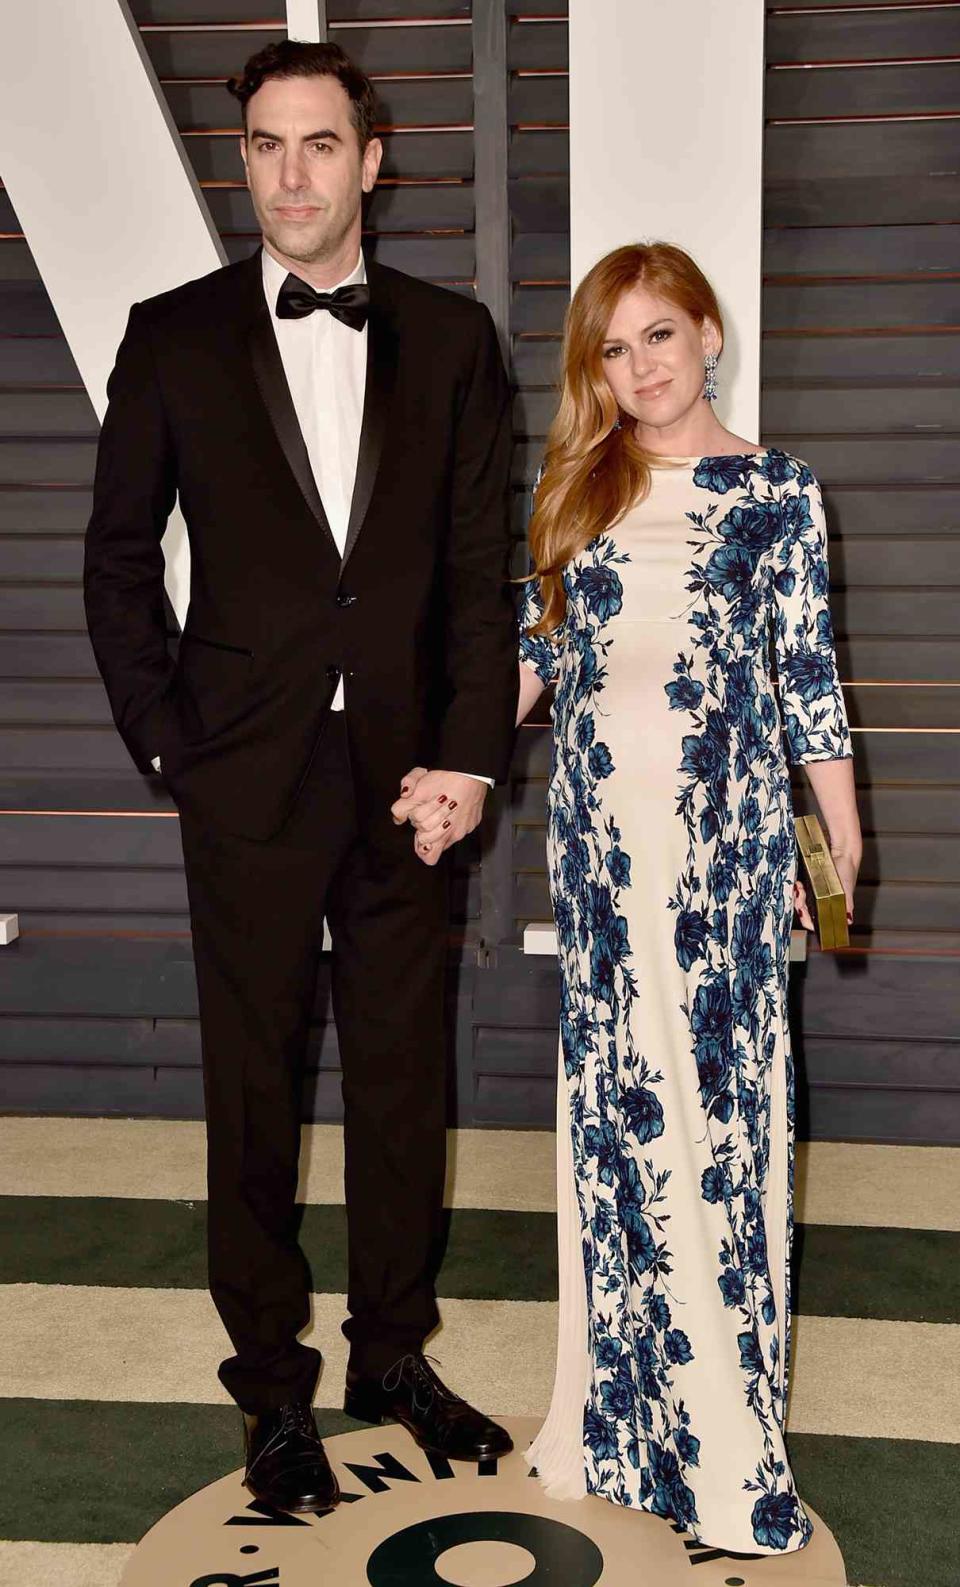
[326,665,340,682]
[335,592,358,607]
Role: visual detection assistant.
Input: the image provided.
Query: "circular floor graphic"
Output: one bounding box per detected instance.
[121,1417,846,1587]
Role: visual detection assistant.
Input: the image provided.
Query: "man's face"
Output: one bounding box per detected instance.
[240,74,382,266]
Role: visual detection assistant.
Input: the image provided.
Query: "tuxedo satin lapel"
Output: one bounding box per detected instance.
[341,286,398,572]
[246,294,339,555]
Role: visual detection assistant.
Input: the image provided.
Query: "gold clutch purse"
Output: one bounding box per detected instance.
[795,814,850,951]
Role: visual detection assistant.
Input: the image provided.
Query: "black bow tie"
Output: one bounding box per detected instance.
[275,276,370,331]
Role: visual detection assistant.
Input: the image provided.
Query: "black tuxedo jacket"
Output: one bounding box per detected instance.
[84,250,518,840]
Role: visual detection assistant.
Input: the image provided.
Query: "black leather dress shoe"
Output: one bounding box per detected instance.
[343,1354,513,1462]
[242,1401,340,1513]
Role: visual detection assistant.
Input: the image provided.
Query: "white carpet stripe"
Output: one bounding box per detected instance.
[795,1142,960,1232]
[1,1284,957,1444]
[0,1541,133,1586]
[0,1119,558,1212]
[3,1119,958,1229]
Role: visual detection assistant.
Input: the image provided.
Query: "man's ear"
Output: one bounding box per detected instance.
[362,136,383,195]
[239,134,249,185]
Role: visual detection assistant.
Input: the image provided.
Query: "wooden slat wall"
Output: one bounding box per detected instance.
[2,1,956,1143]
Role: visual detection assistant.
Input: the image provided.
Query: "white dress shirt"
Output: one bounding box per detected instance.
[155,247,492,785]
[262,246,364,710]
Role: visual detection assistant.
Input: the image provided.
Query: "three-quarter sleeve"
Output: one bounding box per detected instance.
[772,468,853,765]
[518,575,563,686]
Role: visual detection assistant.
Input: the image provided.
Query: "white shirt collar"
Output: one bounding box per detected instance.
[261,245,367,314]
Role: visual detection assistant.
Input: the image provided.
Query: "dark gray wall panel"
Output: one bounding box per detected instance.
[766,8,960,63]
[766,62,960,120]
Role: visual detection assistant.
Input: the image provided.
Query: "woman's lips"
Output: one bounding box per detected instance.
[635,381,671,399]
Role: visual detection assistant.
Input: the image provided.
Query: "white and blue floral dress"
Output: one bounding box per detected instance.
[521,450,852,1554]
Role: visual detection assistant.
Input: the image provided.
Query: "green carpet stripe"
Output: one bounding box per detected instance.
[0,1400,954,1587]
[2,1197,958,1322]
[788,1433,960,1587]
[0,1200,557,1303]
[792,1224,960,1324]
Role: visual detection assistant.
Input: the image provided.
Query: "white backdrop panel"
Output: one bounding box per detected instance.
[568,0,765,440]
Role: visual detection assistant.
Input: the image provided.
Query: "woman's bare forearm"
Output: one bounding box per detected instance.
[516,662,547,726]
[803,757,862,860]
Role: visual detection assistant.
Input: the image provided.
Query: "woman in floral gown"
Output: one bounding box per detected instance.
[517,244,861,1554]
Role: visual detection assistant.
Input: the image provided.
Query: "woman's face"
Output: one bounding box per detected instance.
[600,282,720,436]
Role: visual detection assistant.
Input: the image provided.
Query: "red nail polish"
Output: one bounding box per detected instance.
[437,795,447,804]
[442,819,451,830]
[448,801,458,811]
[401,785,409,795]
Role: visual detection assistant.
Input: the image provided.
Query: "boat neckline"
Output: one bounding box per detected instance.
[649,448,770,465]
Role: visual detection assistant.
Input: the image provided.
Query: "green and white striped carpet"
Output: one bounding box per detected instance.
[0,1120,956,1587]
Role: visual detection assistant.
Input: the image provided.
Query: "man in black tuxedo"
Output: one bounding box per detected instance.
[84,40,517,1512]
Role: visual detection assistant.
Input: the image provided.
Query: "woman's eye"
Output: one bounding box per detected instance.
[603,345,626,359]
[649,329,673,344]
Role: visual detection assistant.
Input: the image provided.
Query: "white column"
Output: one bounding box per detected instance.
[568,0,765,440]
[0,0,227,624]
[286,1,327,42]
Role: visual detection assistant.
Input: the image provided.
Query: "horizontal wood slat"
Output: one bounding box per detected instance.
[765,118,960,180]
[766,8,960,64]
[764,173,957,226]
[763,222,960,277]
[766,59,960,120]
[762,333,960,382]
[141,24,473,77]
[130,2,473,20]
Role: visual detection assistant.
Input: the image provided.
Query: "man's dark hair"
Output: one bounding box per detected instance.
[227,40,378,149]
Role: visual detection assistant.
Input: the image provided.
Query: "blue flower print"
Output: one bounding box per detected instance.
[606,846,632,887]
[584,1406,619,1463]
[674,1426,701,1467]
[718,501,782,553]
[674,908,709,971]
[649,1294,672,1330]
[588,740,615,780]
[751,1491,801,1551]
[693,453,755,495]
[665,674,705,712]
[702,544,758,605]
[782,647,835,705]
[622,1082,665,1144]
[738,1331,765,1377]
[758,449,798,487]
[700,1163,730,1205]
[719,1267,746,1308]
[596,1333,622,1368]
[664,1329,694,1366]
[576,562,624,624]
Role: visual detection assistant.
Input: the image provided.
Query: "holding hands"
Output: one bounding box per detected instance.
[391,768,488,866]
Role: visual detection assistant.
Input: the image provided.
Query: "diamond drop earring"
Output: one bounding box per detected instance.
[703,352,719,404]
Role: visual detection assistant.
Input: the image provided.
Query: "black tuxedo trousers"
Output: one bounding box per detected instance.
[179,712,449,1411]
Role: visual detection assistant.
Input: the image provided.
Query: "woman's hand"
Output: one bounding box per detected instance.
[831,848,860,924]
[391,768,488,866]
[793,880,815,932]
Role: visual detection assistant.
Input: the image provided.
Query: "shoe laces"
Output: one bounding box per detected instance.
[382,1353,458,1415]
[279,1401,317,1440]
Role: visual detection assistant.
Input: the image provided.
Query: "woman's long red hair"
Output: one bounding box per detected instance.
[527,242,724,636]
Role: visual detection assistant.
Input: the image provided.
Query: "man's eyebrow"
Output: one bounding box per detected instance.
[248,127,343,144]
